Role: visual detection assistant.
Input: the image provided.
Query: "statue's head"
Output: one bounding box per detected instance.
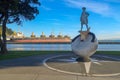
[80,28,90,41]
[82,7,86,10]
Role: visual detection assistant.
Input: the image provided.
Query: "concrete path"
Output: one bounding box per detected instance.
[0,53,120,80]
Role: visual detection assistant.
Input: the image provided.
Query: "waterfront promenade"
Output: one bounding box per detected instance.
[0,53,120,80]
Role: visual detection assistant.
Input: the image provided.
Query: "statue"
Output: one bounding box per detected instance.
[80,7,89,31]
[71,7,98,76]
[71,7,98,62]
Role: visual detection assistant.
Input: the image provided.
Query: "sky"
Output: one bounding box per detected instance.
[7,0,120,40]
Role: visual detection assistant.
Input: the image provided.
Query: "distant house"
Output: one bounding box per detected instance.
[13,32,24,38]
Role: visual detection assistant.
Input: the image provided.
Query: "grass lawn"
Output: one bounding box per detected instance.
[0,51,71,61]
[0,51,120,61]
[96,51,120,56]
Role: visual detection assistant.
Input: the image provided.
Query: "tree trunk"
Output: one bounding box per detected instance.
[0,14,4,54]
[0,36,2,54]
[0,14,4,24]
[1,15,8,54]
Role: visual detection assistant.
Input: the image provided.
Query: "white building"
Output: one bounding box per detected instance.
[13,32,24,38]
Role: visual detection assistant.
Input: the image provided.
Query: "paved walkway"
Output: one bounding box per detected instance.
[0,53,120,80]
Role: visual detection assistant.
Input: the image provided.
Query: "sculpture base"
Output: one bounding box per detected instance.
[76,57,91,62]
[71,32,98,59]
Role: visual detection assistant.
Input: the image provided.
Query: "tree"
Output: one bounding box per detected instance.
[0,25,14,36]
[31,32,36,38]
[0,0,40,54]
[6,28,13,36]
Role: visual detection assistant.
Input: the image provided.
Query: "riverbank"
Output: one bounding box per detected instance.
[0,51,120,61]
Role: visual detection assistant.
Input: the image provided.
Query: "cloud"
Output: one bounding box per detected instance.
[41,5,52,11]
[40,0,54,2]
[103,0,120,3]
[64,0,120,22]
[52,22,64,26]
[48,0,55,2]
[46,19,60,22]
[64,0,110,16]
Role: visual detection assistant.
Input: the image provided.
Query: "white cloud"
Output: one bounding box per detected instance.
[52,22,64,26]
[46,19,60,22]
[103,0,120,3]
[41,5,52,11]
[40,0,54,2]
[48,0,55,2]
[64,0,120,22]
[64,0,110,16]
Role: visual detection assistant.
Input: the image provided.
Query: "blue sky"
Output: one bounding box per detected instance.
[8,0,120,40]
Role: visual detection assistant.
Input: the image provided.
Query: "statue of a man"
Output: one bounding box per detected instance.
[80,7,89,31]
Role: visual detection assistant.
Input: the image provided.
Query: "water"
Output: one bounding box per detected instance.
[7,44,120,51]
[7,44,71,51]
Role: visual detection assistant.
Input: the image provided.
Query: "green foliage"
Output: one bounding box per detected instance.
[31,32,36,38]
[0,51,120,61]
[0,25,2,36]
[6,28,13,35]
[0,0,40,54]
[0,0,40,25]
[0,51,70,60]
[64,35,70,39]
[0,25,14,36]
[40,35,46,38]
[31,35,36,38]
[96,51,120,56]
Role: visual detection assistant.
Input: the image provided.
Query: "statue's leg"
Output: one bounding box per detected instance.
[81,23,83,31]
[86,24,89,30]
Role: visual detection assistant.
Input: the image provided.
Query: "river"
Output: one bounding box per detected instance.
[7,44,120,51]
